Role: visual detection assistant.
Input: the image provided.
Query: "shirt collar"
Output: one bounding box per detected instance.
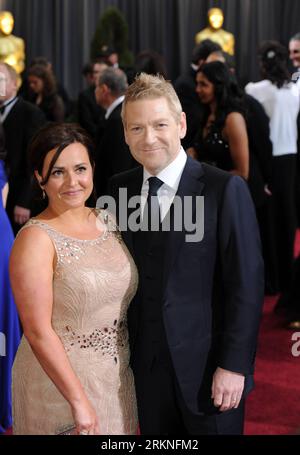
[105,95,125,119]
[0,95,18,121]
[143,146,187,192]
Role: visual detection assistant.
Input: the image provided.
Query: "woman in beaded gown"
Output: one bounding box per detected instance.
[10,123,138,435]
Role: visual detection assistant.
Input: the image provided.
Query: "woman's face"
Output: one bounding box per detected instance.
[28,75,44,94]
[37,142,94,210]
[195,72,215,105]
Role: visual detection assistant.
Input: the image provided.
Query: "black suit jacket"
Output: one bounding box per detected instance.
[174,67,203,149]
[95,103,137,196]
[77,85,105,139]
[245,94,273,208]
[3,98,46,215]
[109,157,264,414]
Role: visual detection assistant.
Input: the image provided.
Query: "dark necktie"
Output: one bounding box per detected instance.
[0,97,17,115]
[142,176,164,232]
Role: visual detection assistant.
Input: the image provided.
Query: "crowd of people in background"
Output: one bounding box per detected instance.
[1,34,300,433]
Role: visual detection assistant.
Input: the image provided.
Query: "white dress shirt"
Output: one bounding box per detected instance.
[245,80,300,157]
[141,147,187,220]
[105,95,125,119]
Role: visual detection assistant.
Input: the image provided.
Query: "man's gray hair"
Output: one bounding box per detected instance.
[290,32,300,42]
[98,67,128,97]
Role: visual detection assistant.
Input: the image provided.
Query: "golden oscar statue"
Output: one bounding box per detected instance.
[195,8,235,56]
[0,11,25,87]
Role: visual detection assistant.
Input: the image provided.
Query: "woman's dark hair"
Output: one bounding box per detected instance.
[134,50,168,79]
[27,64,57,97]
[29,123,96,200]
[198,61,245,129]
[258,40,290,88]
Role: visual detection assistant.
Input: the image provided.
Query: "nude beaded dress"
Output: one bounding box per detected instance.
[12,210,138,435]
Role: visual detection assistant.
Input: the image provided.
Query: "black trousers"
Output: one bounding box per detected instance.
[271,154,297,292]
[133,356,245,435]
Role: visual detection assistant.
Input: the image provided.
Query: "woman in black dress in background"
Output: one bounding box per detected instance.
[188,61,249,181]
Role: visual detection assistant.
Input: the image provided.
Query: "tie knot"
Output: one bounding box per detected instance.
[0,105,5,115]
[148,177,163,196]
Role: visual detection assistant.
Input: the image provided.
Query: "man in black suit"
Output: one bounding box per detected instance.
[108,73,264,434]
[0,63,46,233]
[77,61,107,140]
[94,67,136,196]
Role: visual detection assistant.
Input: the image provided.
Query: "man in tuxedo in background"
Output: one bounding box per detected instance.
[289,32,300,82]
[77,60,107,141]
[0,62,46,233]
[174,39,221,149]
[94,67,136,196]
[108,73,264,434]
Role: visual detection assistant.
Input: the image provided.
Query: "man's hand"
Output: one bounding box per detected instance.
[211,367,245,412]
[14,206,31,225]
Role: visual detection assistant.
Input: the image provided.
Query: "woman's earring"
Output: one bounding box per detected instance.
[42,189,46,199]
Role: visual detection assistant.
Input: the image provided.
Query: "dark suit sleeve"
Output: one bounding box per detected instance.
[78,91,99,138]
[246,94,272,184]
[95,117,133,196]
[217,175,264,375]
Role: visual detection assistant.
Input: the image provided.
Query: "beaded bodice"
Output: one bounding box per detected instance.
[195,123,233,171]
[19,210,138,367]
[13,210,139,435]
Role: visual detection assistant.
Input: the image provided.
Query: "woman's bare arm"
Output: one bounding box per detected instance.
[224,112,249,180]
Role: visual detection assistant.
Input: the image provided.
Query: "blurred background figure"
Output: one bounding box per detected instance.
[82,62,96,87]
[19,56,72,119]
[27,64,65,122]
[0,121,21,434]
[289,32,300,84]
[0,62,46,233]
[190,61,249,180]
[97,44,119,68]
[94,67,136,196]
[174,39,222,150]
[246,41,300,299]
[77,61,107,141]
[0,11,25,88]
[133,49,167,78]
[195,8,235,55]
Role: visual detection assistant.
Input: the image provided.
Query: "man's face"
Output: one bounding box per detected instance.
[289,39,300,68]
[123,97,186,175]
[0,65,17,101]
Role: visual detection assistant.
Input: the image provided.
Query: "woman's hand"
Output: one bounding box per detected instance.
[72,395,100,435]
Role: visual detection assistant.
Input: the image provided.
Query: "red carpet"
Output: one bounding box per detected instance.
[245,230,300,435]
[244,295,300,435]
[4,235,300,436]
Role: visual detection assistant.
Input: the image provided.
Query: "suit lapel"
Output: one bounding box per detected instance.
[162,157,205,291]
[119,167,143,258]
